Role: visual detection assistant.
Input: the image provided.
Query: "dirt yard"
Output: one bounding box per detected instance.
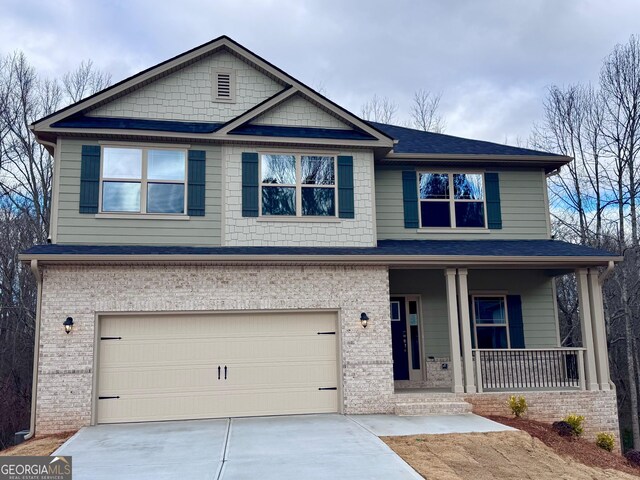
[0,432,75,457]
[383,430,640,480]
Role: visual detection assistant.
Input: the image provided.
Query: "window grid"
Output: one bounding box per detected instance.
[259,153,337,217]
[99,146,187,215]
[417,171,487,229]
[472,295,511,349]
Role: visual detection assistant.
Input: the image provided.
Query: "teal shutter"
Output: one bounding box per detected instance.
[402,170,419,228]
[485,172,502,229]
[337,156,354,218]
[242,152,259,217]
[187,150,206,216]
[79,145,101,213]
[507,295,525,348]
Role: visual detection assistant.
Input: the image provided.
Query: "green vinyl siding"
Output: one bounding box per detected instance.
[55,138,222,245]
[389,269,558,359]
[376,168,550,240]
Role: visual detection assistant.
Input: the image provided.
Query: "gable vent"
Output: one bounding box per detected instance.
[212,68,236,103]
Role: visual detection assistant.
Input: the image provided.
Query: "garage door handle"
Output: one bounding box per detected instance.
[224,365,228,380]
[218,366,221,380]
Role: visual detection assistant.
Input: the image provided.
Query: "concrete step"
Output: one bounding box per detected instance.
[392,392,461,403]
[394,401,472,416]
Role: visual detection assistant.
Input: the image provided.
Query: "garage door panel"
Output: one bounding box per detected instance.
[97,311,339,424]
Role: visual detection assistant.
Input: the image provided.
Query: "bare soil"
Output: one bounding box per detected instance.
[382,429,640,480]
[0,432,75,457]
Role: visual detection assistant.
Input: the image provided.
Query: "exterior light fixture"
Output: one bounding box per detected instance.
[63,317,74,334]
[360,312,369,328]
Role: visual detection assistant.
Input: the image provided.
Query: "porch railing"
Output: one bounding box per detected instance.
[473,348,586,392]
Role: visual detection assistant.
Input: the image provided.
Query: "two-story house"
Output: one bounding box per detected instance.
[22,36,621,442]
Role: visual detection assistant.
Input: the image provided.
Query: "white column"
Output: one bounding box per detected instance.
[576,268,599,391]
[588,268,611,390]
[444,268,464,393]
[456,269,476,393]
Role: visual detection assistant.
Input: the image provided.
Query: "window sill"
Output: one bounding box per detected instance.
[415,228,490,234]
[95,213,191,221]
[256,216,342,223]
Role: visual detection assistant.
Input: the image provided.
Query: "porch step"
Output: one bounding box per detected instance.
[394,401,472,416]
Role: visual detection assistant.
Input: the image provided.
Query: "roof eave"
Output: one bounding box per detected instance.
[18,253,623,268]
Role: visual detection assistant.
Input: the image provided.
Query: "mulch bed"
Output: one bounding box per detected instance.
[487,415,640,477]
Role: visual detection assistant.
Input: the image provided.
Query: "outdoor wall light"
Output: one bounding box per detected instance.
[360,312,369,328]
[63,317,74,334]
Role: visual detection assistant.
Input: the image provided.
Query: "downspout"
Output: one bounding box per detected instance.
[25,259,42,440]
[599,260,615,284]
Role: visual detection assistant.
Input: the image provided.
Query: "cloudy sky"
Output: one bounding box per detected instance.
[3,0,640,144]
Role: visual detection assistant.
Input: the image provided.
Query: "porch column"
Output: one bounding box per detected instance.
[588,268,611,390]
[444,268,464,393]
[456,269,476,393]
[576,268,599,391]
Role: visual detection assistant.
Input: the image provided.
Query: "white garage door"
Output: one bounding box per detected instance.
[96,311,338,424]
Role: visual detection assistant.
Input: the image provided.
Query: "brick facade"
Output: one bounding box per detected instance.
[35,264,394,434]
[465,390,620,444]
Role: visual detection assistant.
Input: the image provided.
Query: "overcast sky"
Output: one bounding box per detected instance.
[3,0,640,144]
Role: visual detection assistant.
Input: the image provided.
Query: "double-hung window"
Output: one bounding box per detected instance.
[472,296,510,348]
[260,153,336,217]
[418,172,486,228]
[101,146,187,214]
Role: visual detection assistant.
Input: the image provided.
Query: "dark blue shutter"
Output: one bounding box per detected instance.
[337,156,354,218]
[485,172,502,229]
[79,145,101,213]
[242,152,259,217]
[507,295,525,348]
[187,150,206,216]
[402,170,419,228]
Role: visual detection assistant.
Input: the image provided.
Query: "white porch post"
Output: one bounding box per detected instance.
[588,268,611,390]
[445,268,464,393]
[456,269,476,393]
[576,268,599,391]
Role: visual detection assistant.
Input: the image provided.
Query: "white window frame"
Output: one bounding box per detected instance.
[417,170,487,229]
[99,145,188,216]
[471,294,511,349]
[258,152,337,218]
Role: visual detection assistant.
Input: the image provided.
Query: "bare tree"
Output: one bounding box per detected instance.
[360,94,398,124]
[409,89,445,133]
[62,59,112,103]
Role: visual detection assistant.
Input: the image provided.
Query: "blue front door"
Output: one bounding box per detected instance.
[390,297,409,380]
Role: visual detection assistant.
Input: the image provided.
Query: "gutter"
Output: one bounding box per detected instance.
[599,260,615,284]
[18,253,623,267]
[25,260,42,440]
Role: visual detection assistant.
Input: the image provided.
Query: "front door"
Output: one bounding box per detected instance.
[390,297,409,380]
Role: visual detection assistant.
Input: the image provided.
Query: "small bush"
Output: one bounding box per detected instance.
[563,414,585,437]
[552,421,575,437]
[506,395,528,418]
[625,449,640,467]
[596,432,615,452]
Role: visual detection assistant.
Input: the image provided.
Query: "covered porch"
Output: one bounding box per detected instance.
[388,264,613,395]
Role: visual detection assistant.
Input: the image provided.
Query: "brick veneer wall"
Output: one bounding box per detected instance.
[35,264,394,434]
[465,390,620,444]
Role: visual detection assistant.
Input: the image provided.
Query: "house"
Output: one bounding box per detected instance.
[22,36,621,441]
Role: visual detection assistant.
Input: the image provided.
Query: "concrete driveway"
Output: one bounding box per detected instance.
[54,413,510,479]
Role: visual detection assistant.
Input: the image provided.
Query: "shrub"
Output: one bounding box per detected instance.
[625,449,640,467]
[552,421,574,437]
[596,432,615,452]
[563,414,585,437]
[506,395,528,418]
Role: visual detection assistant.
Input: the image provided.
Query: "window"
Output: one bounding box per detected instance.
[260,153,336,217]
[101,146,186,214]
[418,172,485,228]
[472,296,509,349]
